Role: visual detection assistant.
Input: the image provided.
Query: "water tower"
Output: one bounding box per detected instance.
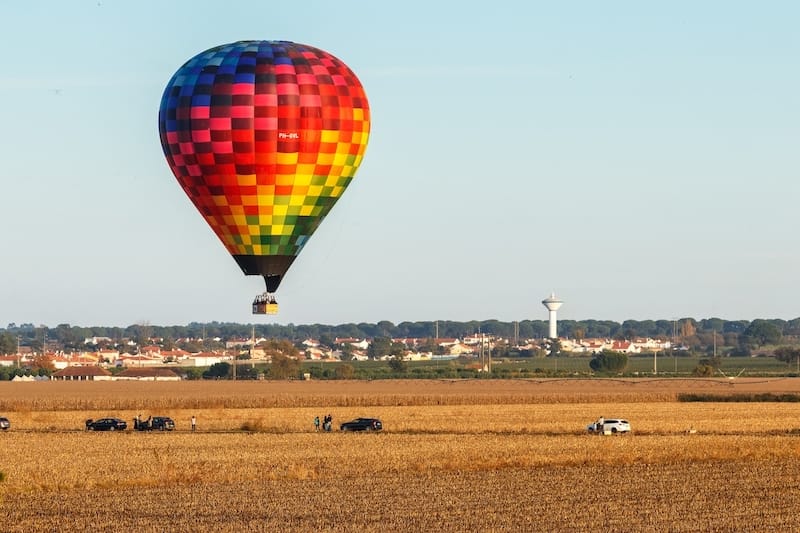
[541,293,563,339]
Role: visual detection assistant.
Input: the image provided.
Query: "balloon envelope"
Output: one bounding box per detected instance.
[158,40,370,293]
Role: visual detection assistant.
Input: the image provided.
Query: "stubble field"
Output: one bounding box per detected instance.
[2,378,800,532]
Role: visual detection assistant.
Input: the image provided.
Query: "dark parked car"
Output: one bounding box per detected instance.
[0,416,10,430]
[85,417,127,431]
[135,416,175,431]
[151,416,176,431]
[340,418,383,432]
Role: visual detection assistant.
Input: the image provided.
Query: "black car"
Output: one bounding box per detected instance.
[340,418,383,432]
[134,416,175,431]
[151,416,176,431]
[85,417,127,431]
[0,416,10,430]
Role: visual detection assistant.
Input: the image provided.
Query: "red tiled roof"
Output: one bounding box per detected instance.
[161,349,190,356]
[52,366,112,377]
[192,352,220,358]
[116,368,180,378]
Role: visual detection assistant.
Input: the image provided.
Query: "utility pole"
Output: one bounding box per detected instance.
[486,338,492,374]
[713,330,717,358]
[672,318,678,374]
[479,331,483,370]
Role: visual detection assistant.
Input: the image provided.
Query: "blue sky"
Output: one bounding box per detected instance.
[1,1,798,328]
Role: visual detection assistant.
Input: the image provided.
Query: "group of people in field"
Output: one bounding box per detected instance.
[314,414,333,432]
[133,414,152,431]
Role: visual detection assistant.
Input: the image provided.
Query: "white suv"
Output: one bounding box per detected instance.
[587,418,630,434]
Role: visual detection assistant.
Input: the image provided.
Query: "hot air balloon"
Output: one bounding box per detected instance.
[158,41,370,314]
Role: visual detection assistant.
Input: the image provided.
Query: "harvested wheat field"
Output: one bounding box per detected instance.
[2,378,800,532]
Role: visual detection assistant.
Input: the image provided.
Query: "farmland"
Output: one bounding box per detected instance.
[2,379,800,531]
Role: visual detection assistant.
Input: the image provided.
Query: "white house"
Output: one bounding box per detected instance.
[186,354,223,367]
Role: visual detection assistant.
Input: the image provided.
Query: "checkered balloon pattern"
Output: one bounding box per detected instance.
[158,41,370,271]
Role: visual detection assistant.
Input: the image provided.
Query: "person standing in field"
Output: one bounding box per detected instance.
[191,415,196,432]
[314,416,320,432]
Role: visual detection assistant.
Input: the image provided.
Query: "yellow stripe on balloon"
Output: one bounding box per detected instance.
[277,152,298,165]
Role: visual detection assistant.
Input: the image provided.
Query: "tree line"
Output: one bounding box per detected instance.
[1,317,799,355]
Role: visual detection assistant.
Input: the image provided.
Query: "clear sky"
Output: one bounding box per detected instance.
[1,1,798,328]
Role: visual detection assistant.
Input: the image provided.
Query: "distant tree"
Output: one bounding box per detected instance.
[204,338,225,351]
[700,318,725,334]
[785,319,800,336]
[367,337,392,359]
[318,333,335,349]
[0,366,23,381]
[722,332,739,347]
[728,343,752,357]
[418,337,438,354]
[184,368,204,380]
[375,320,396,337]
[338,343,354,361]
[693,363,715,377]
[388,355,408,373]
[234,366,260,380]
[269,353,300,379]
[181,341,203,353]
[0,333,16,355]
[698,356,721,370]
[390,341,406,357]
[334,364,355,379]
[741,320,782,348]
[774,346,800,366]
[261,339,300,359]
[203,362,230,379]
[133,321,153,346]
[582,320,613,338]
[589,350,628,374]
[546,339,562,356]
[679,319,696,338]
[30,354,55,374]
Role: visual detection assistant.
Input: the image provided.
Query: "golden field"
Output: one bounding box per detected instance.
[2,378,800,532]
